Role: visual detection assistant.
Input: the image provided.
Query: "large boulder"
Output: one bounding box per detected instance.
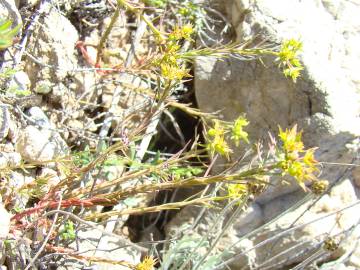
[193,1,360,269]
[195,0,360,201]
[196,1,360,148]
[249,179,360,269]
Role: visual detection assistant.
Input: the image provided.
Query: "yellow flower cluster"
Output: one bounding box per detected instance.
[231,116,249,146]
[276,39,303,82]
[205,116,250,160]
[227,183,248,199]
[206,120,232,159]
[168,24,194,42]
[154,24,194,81]
[278,125,324,190]
[160,64,191,81]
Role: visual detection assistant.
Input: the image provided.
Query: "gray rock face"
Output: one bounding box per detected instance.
[196,0,360,146]
[195,0,360,203]
[249,179,360,269]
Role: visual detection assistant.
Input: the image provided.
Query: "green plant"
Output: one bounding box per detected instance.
[59,220,76,241]
[0,20,20,50]
[142,0,168,8]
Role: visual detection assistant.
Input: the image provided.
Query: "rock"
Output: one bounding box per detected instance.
[0,204,10,237]
[0,105,10,141]
[320,264,357,270]
[352,166,360,188]
[100,73,151,133]
[0,154,8,169]
[347,241,360,269]
[69,227,141,270]
[261,189,306,222]
[38,167,61,190]
[0,0,22,27]
[196,0,360,140]
[49,83,72,106]
[195,0,360,199]
[0,152,21,169]
[15,106,69,163]
[7,115,18,142]
[163,179,360,269]
[19,0,39,7]
[232,203,263,236]
[16,125,68,163]
[4,171,35,208]
[7,152,21,166]
[24,4,79,88]
[221,233,257,270]
[243,179,360,269]
[26,106,51,128]
[33,80,53,94]
[165,206,226,254]
[164,205,257,269]
[165,205,225,238]
[8,71,31,94]
[0,203,10,265]
[0,142,14,152]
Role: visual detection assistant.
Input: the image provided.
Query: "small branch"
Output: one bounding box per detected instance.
[84,196,220,220]
[24,194,62,270]
[95,4,121,66]
[45,244,136,269]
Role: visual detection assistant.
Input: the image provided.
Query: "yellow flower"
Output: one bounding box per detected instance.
[160,63,191,80]
[231,116,249,145]
[181,23,194,41]
[168,24,194,41]
[287,161,304,179]
[276,39,303,82]
[277,39,302,65]
[283,66,303,82]
[207,120,225,137]
[227,183,248,198]
[210,135,232,159]
[278,125,304,154]
[277,125,321,190]
[303,148,317,166]
[136,256,157,270]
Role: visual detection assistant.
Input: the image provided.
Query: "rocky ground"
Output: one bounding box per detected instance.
[0,0,359,270]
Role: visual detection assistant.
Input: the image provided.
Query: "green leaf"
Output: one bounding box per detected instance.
[0,20,21,50]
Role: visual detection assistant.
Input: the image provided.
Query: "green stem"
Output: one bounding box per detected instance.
[96,4,121,65]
